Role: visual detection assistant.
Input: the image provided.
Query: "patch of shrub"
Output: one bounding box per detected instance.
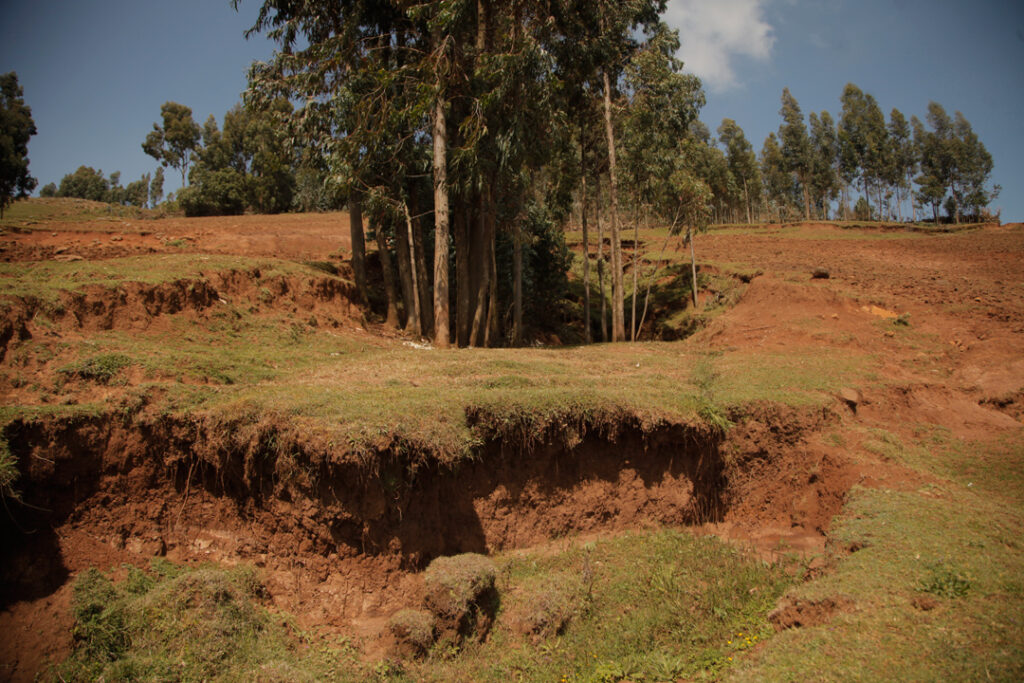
[423,553,499,642]
[388,609,436,656]
[58,353,131,384]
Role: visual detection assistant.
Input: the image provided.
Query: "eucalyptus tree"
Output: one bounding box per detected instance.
[861,93,891,217]
[150,167,164,207]
[838,84,869,217]
[142,102,202,187]
[778,88,813,220]
[950,111,996,221]
[760,133,794,222]
[717,118,760,224]
[887,108,915,221]
[809,111,839,219]
[621,21,704,339]
[0,72,37,218]
[912,112,946,222]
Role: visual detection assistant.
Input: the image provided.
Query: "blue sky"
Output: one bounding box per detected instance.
[2,0,1022,219]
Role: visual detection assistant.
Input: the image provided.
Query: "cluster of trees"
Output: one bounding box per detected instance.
[40,166,164,208]
[1,72,37,218]
[236,0,723,348]
[141,100,338,216]
[750,84,997,224]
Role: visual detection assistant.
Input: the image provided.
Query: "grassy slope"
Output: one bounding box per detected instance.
[5,208,1021,680]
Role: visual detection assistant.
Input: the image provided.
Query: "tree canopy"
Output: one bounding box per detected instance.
[0,72,37,218]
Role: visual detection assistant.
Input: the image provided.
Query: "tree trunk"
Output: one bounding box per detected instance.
[908,171,916,222]
[348,197,369,303]
[743,178,751,225]
[409,193,433,336]
[603,70,626,342]
[470,188,492,347]
[580,136,592,345]
[375,223,401,328]
[455,209,471,346]
[403,202,423,337]
[395,209,416,331]
[630,206,640,342]
[596,177,608,343]
[688,227,699,308]
[513,218,523,346]
[485,217,498,347]
[432,95,451,348]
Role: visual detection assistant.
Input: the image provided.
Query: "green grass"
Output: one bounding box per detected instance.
[383,530,794,682]
[732,433,1024,682]
[50,560,354,682]
[0,253,340,301]
[0,197,151,230]
[52,533,795,683]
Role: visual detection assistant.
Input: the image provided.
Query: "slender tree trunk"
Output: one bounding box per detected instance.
[470,187,492,347]
[409,193,433,336]
[375,223,401,328]
[348,196,369,303]
[432,95,451,348]
[580,137,591,345]
[395,209,416,330]
[908,171,916,222]
[688,227,699,308]
[743,178,751,225]
[485,217,498,347]
[513,218,523,345]
[630,206,641,342]
[602,70,626,342]
[802,178,811,221]
[455,210,471,346]
[638,230,674,337]
[596,177,608,343]
[403,202,422,337]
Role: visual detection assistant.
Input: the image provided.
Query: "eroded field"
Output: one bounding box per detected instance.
[1,201,1021,681]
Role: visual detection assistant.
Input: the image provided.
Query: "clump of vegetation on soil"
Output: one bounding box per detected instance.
[53,560,348,682]
[393,529,794,682]
[0,433,18,500]
[51,531,796,683]
[58,353,132,384]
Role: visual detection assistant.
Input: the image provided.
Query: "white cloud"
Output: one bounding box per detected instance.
[662,0,776,91]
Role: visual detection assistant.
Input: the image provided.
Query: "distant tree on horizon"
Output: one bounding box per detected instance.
[0,72,38,218]
[778,88,813,220]
[57,165,109,202]
[143,102,201,188]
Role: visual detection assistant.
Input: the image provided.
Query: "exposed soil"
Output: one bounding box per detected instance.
[1,213,1022,680]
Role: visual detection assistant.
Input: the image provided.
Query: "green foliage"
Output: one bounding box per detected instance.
[0,433,18,500]
[179,166,247,217]
[58,353,132,384]
[0,72,37,218]
[179,100,297,216]
[149,167,164,206]
[778,87,813,217]
[401,530,793,682]
[58,561,349,682]
[918,563,972,599]
[142,101,201,187]
[423,553,498,617]
[57,166,109,202]
[388,609,436,654]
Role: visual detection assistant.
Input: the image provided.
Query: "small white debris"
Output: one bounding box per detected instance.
[403,340,433,350]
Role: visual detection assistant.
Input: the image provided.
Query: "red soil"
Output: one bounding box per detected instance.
[0,215,1021,679]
